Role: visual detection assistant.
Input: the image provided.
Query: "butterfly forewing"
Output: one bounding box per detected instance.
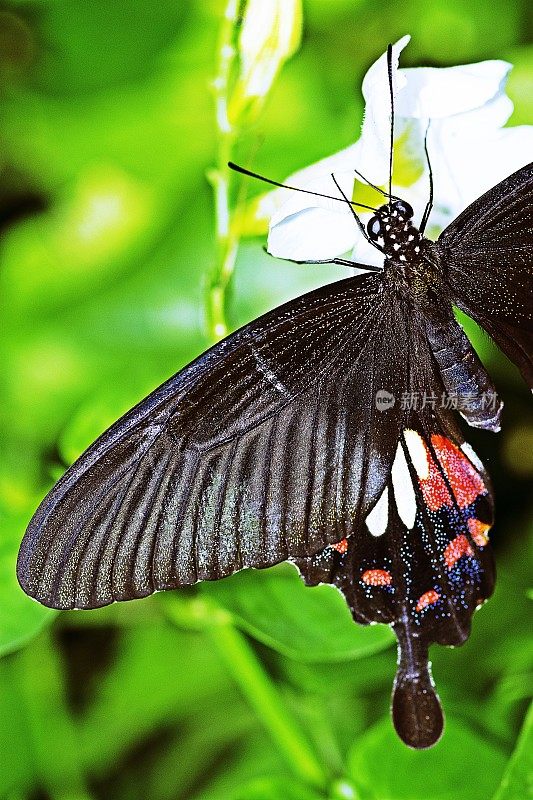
[438,162,533,387]
[18,272,418,610]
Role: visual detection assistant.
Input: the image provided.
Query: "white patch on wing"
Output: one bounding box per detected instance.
[366,485,389,537]
[248,342,290,397]
[404,428,430,479]
[461,442,484,473]
[391,441,417,529]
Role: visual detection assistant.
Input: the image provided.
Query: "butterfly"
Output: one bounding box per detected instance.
[17,45,532,750]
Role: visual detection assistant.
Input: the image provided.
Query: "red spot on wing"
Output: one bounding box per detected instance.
[417,435,487,512]
[332,538,348,554]
[431,435,487,508]
[417,443,452,512]
[361,569,393,586]
[416,589,440,612]
[444,534,474,568]
[467,518,490,547]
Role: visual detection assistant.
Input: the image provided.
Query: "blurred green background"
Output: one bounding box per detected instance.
[0,1,532,798]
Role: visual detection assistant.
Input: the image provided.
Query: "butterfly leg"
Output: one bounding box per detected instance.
[264,246,383,272]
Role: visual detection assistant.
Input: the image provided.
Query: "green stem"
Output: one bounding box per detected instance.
[208,135,239,340]
[206,619,328,790]
[207,0,242,341]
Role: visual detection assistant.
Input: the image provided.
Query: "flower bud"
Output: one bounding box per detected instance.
[229,0,302,125]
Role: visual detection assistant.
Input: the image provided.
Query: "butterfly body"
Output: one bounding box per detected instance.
[367,199,504,434]
[367,199,421,256]
[424,311,502,431]
[367,202,444,316]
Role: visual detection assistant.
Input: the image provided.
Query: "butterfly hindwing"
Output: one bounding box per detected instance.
[18,272,418,610]
[436,162,533,387]
[294,312,495,748]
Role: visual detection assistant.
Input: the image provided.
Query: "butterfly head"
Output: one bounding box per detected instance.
[367,198,422,261]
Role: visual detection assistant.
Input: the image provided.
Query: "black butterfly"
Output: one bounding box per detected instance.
[17,46,532,750]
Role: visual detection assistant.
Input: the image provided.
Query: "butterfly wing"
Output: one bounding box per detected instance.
[435,161,533,387]
[294,311,495,748]
[18,272,417,610]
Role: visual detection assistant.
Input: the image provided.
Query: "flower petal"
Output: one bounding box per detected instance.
[270,167,359,220]
[351,233,386,268]
[397,59,512,119]
[257,142,361,221]
[433,93,513,142]
[268,206,358,260]
[358,35,411,184]
[432,124,533,215]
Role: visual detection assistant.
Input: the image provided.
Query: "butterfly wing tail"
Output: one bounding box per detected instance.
[391,627,444,749]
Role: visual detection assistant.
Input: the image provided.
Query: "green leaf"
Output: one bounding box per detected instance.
[15,631,92,799]
[77,622,236,772]
[200,562,394,662]
[492,702,533,800]
[506,44,533,125]
[195,734,296,800]
[28,1,188,92]
[226,776,324,800]
[0,657,34,796]
[0,506,55,657]
[348,718,507,800]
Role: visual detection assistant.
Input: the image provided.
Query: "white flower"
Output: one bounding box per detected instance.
[265,35,533,266]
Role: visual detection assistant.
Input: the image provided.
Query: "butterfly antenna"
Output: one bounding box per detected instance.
[353,166,402,201]
[228,162,377,212]
[354,46,402,204]
[330,172,385,253]
[353,166,386,196]
[419,123,434,235]
[387,43,395,200]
